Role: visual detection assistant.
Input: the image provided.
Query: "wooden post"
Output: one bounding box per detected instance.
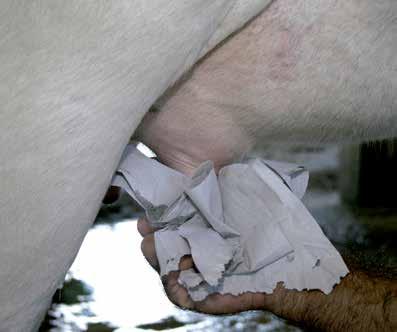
[340,139,397,208]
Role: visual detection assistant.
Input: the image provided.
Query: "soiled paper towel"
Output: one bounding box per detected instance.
[112,145,349,301]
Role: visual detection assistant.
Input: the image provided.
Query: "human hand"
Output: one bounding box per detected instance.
[137,216,270,314]
[138,227,396,332]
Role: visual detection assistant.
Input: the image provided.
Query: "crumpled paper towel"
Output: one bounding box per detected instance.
[112,144,349,301]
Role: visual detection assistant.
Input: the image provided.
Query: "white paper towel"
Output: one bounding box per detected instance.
[112,145,349,301]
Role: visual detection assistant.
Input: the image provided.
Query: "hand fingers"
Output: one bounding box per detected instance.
[140,232,197,310]
[163,271,195,310]
[164,269,264,314]
[140,234,261,314]
[140,228,259,315]
[140,234,159,272]
[139,218,194,271]
[137,217,155,237]
[140,232,194,271]
[194,292,264,314]
[178,255,194,271]
[102,186,121,204]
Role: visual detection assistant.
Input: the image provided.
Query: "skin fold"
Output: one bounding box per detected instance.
[124,0,397,330]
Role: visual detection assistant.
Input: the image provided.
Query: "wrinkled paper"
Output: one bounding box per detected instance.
[112,145,349,301]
